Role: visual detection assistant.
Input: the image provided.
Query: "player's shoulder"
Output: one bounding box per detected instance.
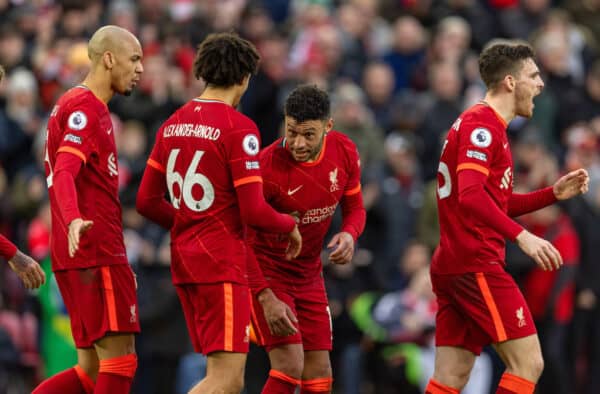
[58,86,101,112]
[460,104,504,131]
[228,107,259,131]
[260,137,287,162]
[328,130,359,159]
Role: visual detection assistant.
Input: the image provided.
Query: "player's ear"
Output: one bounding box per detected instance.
[504,74,516,92]
[103,51,115,70]
[325,117,334,132]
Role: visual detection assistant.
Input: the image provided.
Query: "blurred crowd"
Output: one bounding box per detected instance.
[1,0,600,393]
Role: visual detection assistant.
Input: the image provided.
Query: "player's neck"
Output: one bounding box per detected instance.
[199,86,241,107]
[481,93,515,126]
[81,71,114,104]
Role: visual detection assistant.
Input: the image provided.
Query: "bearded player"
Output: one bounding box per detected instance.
[247,85,366,394]
[425,42,589,394]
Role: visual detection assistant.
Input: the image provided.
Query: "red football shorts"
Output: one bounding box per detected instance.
[431,270,537,355]
[54,264,140,348]
[250,277,332,352]
[176,282,251,355]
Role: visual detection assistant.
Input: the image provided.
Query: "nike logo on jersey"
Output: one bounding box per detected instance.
[107,128,112,135]
[287,185,303,195]
[503,142,508,149]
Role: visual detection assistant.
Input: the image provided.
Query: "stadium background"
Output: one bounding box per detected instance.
[1,0,600,393]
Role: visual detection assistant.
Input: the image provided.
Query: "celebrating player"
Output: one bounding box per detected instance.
[136,32,301,394]
[34,26,143,394]
[247,85,366,394]
[426,43,589,394]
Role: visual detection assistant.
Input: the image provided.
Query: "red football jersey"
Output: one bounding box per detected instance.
[432,103,514,275]
[45,86,127,270]
[249,131,362,283]
[147,98,265,284]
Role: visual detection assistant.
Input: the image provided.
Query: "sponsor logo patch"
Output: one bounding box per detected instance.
[245,161,260,170]
[64,133,82,144]
[466,149,487,162]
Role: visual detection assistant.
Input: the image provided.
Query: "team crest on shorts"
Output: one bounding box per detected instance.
[516,307,526,328]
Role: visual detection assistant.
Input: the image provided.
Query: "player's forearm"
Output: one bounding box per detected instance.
[340,190,366,242]
[246,248,269,297]
[136,167,175,229]
[0,234,17,260]
[236,182,295,233]
[508,187,556,217]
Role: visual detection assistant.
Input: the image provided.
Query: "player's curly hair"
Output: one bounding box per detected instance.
[193,32,260,88]
[479,43,535,90]
[284,85,330,123]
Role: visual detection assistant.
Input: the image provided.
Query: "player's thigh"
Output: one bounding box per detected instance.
[176,282,251,355]
[295,280,332,352]
[205,351,247,380]
[251,287,302,351]
[492,334,543,374]
[303,350,332,379]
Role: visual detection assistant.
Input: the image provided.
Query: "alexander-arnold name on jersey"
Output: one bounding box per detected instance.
[163,123,221,140]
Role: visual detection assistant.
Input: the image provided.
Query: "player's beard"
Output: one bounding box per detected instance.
[306,133,325,161]
[514,84,533,118]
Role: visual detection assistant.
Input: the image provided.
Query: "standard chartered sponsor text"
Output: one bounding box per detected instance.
[163,123,221,140]
[301,203,338,224]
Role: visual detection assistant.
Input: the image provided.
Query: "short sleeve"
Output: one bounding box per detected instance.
[456,119,501,177]
[227,125,263,188]
[57,105,101,163]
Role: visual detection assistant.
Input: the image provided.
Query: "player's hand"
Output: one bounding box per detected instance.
[258,288,298,336]
[516,230,563,271]
[8,250,46,290]
[68,218,94,258]
[285,224,302,260]
[327,232,355,265]
[553,168,589,200]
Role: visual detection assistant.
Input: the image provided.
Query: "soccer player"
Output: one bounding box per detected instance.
[0,64,46,290]
[135,32,302,394]
[425,43,589,394]
[247,85,366,394]
[34,26,143,394]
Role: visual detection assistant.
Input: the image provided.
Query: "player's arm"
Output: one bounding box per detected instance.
[53,152,93,257]
[458,169,562,271]
[136,161,175,229]
[508,169,588,217]
[328,142,366,264]
[235,181,301,260]
[0,235,46,289]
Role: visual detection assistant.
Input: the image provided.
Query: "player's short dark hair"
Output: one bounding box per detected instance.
[193,32,260,88]
[478,43,535,90]
[284,85,330,123]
